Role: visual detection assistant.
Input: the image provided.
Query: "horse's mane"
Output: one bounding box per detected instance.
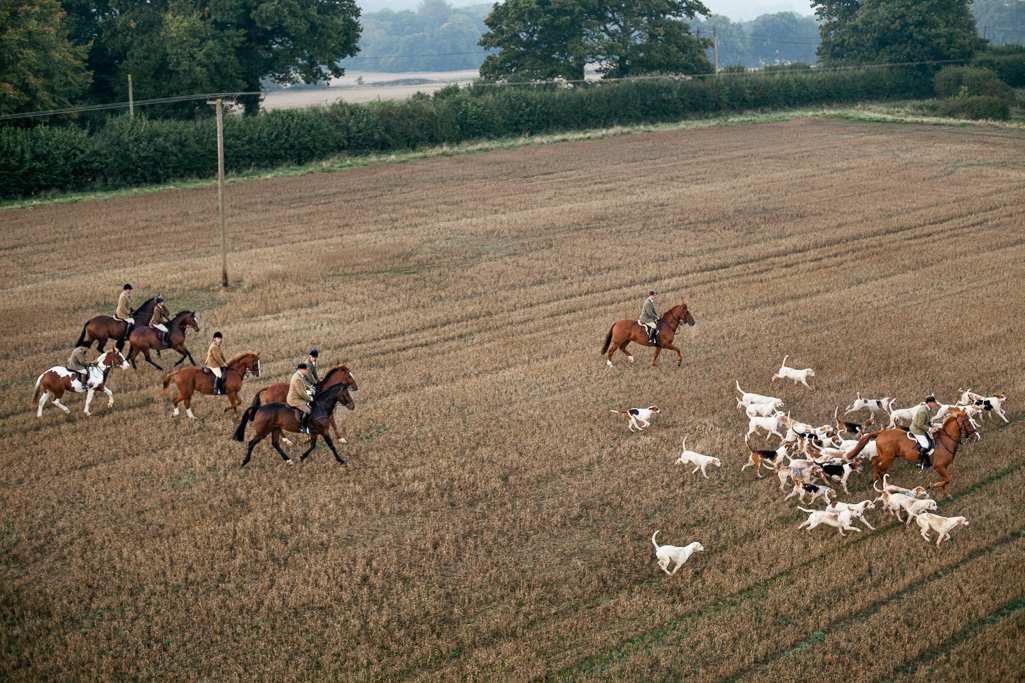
[225,351,259,366]
[132,297,156,314]
[171,310,193,319]
[321,364,351,379]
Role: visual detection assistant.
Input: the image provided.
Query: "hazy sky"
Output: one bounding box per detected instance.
[359,0,817,22]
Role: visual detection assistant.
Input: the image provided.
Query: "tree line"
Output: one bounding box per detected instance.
[1,0,1021,119]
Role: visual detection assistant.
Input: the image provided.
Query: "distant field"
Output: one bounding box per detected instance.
[1,118,1023,681]
[262,69,480,108]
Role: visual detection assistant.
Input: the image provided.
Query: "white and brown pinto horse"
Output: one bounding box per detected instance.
[31,349,130,417]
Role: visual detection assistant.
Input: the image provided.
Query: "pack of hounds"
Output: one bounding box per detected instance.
[611,356,1008,576]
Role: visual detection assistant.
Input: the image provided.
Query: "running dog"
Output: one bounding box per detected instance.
[652,531,705,575]
[610,406,660,432]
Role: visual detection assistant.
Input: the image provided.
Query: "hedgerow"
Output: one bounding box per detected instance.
[0,65,934,200]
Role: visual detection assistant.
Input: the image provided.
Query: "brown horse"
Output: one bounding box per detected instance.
[161,351,261,419]
[251,364,358,441]
[846,413,980,500]
[601,302,696,367]
[233,382,355,467]
[31,349,130,417]
[127,310,200,371]
[75,297,157,352]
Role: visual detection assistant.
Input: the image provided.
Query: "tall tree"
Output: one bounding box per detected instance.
[814,0,976,66]
[0,0,91,116]
[478,0,589,81]
[479,0,711,81]
[584,0,712,78]
[61,0,362,115]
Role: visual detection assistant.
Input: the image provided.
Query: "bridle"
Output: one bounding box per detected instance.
[935,413,980,449]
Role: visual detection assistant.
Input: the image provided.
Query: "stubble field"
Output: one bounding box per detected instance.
[1,118,1024,681]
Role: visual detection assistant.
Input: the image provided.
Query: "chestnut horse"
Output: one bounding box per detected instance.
[251,364,358,441]
[846,413,980,500]
[127,310,200,371]
[75,297,157,352]
[233,382,355,467]
[161,351,261,419]
[31,349,130,417]
[601,302,696,367]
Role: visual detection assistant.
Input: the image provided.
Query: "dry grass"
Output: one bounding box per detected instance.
[1,117,1023,681]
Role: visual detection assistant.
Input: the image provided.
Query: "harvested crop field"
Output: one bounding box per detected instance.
[1,117,1024,681]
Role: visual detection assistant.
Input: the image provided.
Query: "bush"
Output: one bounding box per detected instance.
[935,95,1011,121]
[933,66,1009,99]
[972,45,1025,88]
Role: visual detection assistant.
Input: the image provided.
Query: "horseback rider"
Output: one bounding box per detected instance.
[288,363,316,434]
[150,296,170,345]
[911,395,939,469]
[67,340,92,387]
[639,290,660,345]
[302,349,320,386]
[206,332,227,395]
[115,284,135,337]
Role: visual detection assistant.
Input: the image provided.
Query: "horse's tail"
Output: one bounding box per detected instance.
[161,371,179,397]
[844,430,882,461]
[75,322,89,348]
[249,391,263,410]
[232,405,259,442]
[601,324,615,355]
[31,374,45,407]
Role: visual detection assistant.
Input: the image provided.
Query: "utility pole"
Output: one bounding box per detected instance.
[713,24,719,73]
[128,74,133,118]
[207,98,228,288]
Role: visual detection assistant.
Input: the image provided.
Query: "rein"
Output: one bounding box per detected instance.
[658,306,684,333]
[934,415,977,451]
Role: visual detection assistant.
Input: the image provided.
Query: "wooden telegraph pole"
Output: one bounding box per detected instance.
[208,98,228,288]
[713,24,718,73]
[128,74,133,118]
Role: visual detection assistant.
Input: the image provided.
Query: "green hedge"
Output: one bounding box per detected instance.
[0,65,932,200]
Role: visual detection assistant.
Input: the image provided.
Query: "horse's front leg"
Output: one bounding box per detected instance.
[930,464,953,501]
[662,342,682,367]
[650,347,662,367]
[329,414,347,443]
[103,386,114,407]
[84,388,95,415]
[228,391,241,419]
[321,434,348,466]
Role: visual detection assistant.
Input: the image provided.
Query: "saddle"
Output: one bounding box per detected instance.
[67,368,89,386]
[905,430,935,456]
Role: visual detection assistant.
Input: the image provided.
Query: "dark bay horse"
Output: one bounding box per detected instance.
[31,349,130,417]
[128,311,200,371]
[161,351,261,419]
[75,297,157,352]
[252,364,358,442]
[233,382,355,467]
[601,302,696,367]
[846,413,980,500]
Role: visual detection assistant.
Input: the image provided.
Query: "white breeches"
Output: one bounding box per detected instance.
[152,324,168,333]
[640,321,657,332]
[208,366,223,379]
[914,434,930,449]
